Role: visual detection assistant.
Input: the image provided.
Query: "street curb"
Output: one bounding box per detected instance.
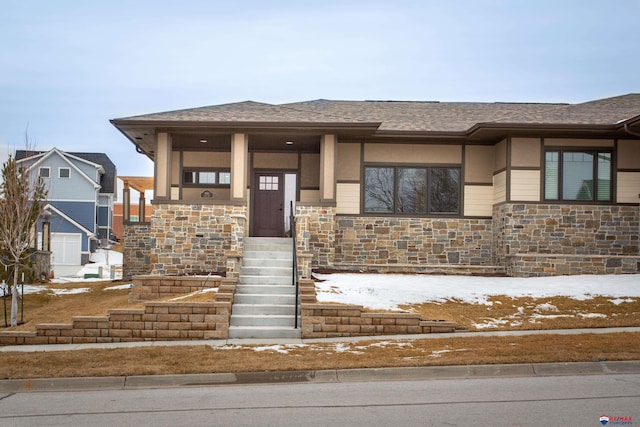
[1,360,639,393]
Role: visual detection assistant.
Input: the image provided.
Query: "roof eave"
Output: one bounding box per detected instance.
[110,119,381,131]
[467,122,622,138]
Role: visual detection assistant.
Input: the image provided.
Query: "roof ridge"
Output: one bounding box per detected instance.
[483,103,572,124]
[276,101,372,123]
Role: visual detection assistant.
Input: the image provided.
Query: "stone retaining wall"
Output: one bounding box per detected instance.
[300,304,457,338]
[0,301,231,346]
[129,274,228,303]
[298,278,457,338]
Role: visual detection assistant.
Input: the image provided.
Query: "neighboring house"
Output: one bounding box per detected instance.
[113,176,153,240]
[111,94,640,278]
[16,148,116,277]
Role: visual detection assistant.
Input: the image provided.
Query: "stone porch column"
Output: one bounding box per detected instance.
[154,132,172,200]
[231,133,248,202]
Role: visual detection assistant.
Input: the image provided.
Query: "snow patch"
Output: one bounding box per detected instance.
[313,273,640,310]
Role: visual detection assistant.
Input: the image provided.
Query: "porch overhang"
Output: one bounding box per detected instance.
[110,119,381,160]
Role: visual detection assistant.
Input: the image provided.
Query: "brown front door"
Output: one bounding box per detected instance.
[252,172,285,237]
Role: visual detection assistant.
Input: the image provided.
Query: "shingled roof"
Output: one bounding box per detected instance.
[15,150,116,194]
[112,93,640,134]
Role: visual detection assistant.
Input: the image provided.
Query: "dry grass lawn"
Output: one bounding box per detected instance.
[403,296,640,331]
[0,279,638,380]
[1,332,639,379]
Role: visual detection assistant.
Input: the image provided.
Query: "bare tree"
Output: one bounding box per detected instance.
[0,137,47,326]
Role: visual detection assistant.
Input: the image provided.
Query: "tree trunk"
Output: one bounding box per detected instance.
[11,267,18,327]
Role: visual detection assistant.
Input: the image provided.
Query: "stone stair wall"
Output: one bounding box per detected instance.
[0,301,231,346]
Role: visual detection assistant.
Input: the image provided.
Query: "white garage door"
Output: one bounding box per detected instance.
[51,233,82,276]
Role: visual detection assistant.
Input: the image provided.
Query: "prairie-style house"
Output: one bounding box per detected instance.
[111,94,640,279]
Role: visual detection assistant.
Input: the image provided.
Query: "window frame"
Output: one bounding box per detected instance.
[543,148,613,203]
[39,167,50,178]
[182,168,231,188]
[362,164,461,216]
[58,167,71,178]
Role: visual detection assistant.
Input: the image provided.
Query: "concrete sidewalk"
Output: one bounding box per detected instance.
[1,326,639,353]
[1,327,639,393]
[1,360,639,393]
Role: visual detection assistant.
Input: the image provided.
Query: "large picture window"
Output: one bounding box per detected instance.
[183,169,231,187]
[364,166,460,215]
[544,150,612,202]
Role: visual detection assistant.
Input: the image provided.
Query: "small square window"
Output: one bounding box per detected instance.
[219,172,231,184]
[259,175,279,190]
[39,167,50,178]
[59,168,70,178]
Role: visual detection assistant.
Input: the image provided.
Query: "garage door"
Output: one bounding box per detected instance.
[51,233,82,266]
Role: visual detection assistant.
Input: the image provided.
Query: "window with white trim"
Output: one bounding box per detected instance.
[59,167,70,178]
[39,167,50,178]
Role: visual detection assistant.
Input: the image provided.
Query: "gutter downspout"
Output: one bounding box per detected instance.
[623,123,640,138]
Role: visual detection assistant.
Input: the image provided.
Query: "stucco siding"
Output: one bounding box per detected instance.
[510,170,541,201]
[617,172,640,203]
[618,140,640,169]
[183,151,231,168]
[301,153,320,189]
[300,189,320,203]
[511,138,541,167]
[253,152,298,169]
[337,143,361,181]
[336,183,360,214]
[464,185,493,217]
[464,145,493,184]
[364,143,461,164]
[494,139,507,172]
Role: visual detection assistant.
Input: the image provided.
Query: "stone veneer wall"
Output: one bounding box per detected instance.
[296,205,335,272]
[493,203,640,277]
[149,204,246,275]
[123,223,152,278]
[0,301,231,345]
[333,217,493,268]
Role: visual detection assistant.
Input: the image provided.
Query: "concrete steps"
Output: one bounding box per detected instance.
[228,237,301,339]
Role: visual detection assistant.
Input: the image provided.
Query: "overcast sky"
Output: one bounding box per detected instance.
[1,0,639,176]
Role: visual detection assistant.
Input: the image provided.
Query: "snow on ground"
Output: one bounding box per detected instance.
[168,287,218,301]
[50,249,124,283]
[104,284,133,291]
[314,273,640,310]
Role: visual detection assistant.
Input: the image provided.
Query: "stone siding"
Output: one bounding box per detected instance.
[296,205,335,275]
[493,203,640,276]
[123,223,152,278]
[149,204,246,275]
[333,216,493,268]
[0,301,231,346]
